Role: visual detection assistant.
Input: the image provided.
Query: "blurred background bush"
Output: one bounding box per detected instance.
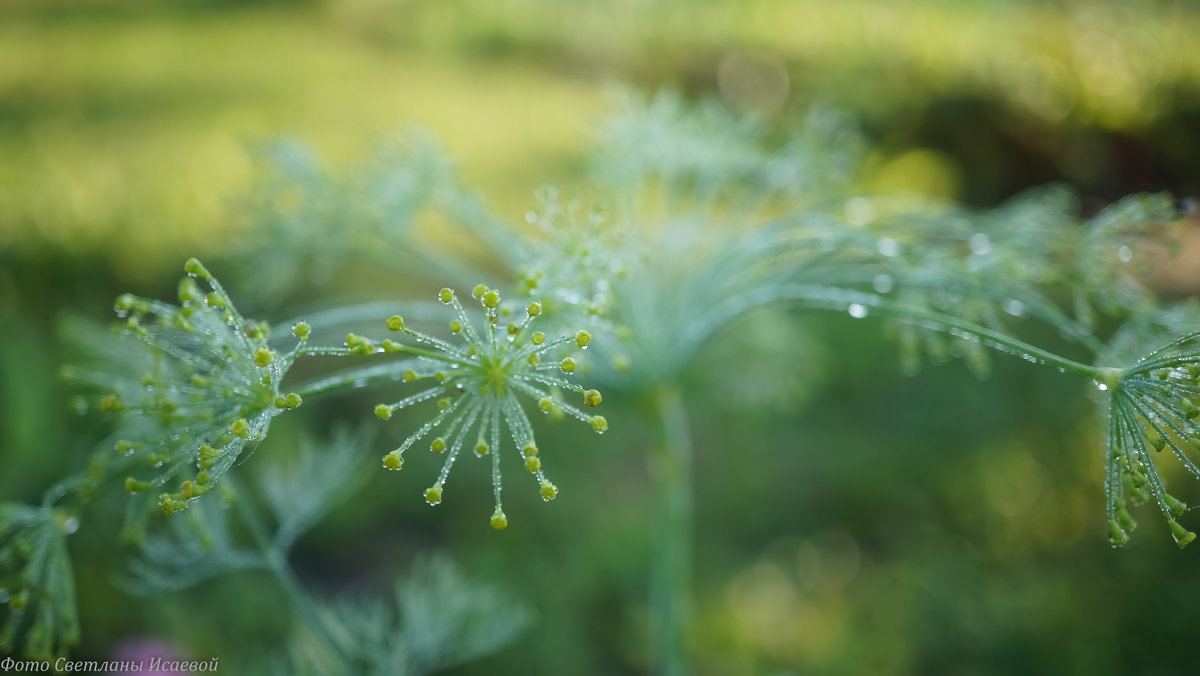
[2,0,1200,673]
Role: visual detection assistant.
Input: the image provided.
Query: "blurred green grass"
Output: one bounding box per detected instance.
[4,0,1200,272]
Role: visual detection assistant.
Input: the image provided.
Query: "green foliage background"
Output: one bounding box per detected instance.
[2,0,1200,673]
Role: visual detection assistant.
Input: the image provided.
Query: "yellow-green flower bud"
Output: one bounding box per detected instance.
[404,370,418,382]
[230,419,250,439]
[1116,504,1137,532]
[375,404,392,420]
[1169,518,1196,548]
[439,288,454,304]
[1109,519,1129,546]
[560,358,576,374]
[253,348,273,367]
[490,508,508,530]
[178,277,201,302]
[274,393,302,409]
[473,284,487,299]
[383,451,403,470]
[125,477,151,493]
[585,389,602,407]
[292,321,310,340]
[528,301,542,316]
[575,330,591,349]
[1183,398,1200,419]
[525,456,541,472]
[532,331,545,345]
[588,415,608,433]
[540,482,558,501]
[539,397,554,411]
[523,442,538,456]
[450,320,463,333]
[184,257,211,279]
[425,484,443,505]
[159,493,185,515]
[437,398,451,411]
[483,289,501,309]
[475,439,489,455]
[1166,494,1188,518]
[431,438,446,453]
[387,315,405,331]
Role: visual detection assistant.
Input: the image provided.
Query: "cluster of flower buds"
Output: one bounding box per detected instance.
[99,259,308,517]
[1103,330,1200,548]
[370,284,607,529]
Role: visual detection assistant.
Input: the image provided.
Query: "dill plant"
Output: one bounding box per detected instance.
[2,91,1197,673]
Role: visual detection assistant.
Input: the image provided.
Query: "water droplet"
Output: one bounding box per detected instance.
[62,517,79,535]
[872,274,894,294]
[845,197,874,226]
[848,303,868,319]
[968,233,992,256]
[1003,299,1025,317]
[1098,382,1109,391]
[876,237,900,258]
[1118,245,1133,263]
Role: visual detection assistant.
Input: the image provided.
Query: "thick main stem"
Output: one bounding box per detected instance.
[649,384,693,676]
[229,477,353,673]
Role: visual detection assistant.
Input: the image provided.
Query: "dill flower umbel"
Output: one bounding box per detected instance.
[370,285,606,528]
[74,258,308,517]
[1103,328,1200,548]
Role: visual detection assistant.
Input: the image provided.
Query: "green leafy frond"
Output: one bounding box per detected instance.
[0,504,79,660]
[1101,311,1200,547]
[261,426,372,551]
[276,556,531,676]
[237,133,466,301]
[1078,191,1180,325]
[120,494,264,595]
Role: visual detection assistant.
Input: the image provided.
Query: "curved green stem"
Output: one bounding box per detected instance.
[649,384,692,676]
[297,343,465,367]
[228,477,354,673]
[700,283,1119,382]
[290,362,419,400]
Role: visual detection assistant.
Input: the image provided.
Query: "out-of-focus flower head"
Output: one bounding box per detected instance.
[66,259,308,520]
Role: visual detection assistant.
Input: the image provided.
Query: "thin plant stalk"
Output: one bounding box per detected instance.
[649,384,693,676]
[228,477,354,673]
